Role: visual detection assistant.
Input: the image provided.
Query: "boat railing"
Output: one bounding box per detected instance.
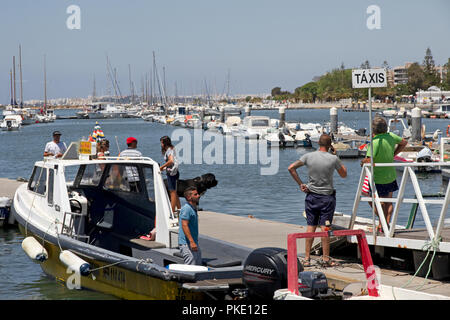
[61,211,90,243]
[349,160,450,252]
[287,229,379,297]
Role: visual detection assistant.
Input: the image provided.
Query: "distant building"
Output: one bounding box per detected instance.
[393,62,413,85]
[391,62,448,86]
[416,87,450,103]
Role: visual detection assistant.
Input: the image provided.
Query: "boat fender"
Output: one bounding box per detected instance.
[59,250,91,276]
[21,237,48,263]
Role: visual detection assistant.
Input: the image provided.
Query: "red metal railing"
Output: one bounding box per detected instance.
[287,229,379,297]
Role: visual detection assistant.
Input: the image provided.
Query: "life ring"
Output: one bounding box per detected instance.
[447,125,450,137]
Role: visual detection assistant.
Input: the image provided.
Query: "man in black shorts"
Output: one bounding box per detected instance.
[288,134,347,267]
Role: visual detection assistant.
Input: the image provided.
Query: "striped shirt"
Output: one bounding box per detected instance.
[119,148,143,182]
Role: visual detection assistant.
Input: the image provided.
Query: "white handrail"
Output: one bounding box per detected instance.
[351,161,450,247]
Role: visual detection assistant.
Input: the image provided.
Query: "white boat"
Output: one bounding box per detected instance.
[12,147,294,300]
[292,130,312,147]
[300,123,324,144]
[264,128,295,147]
[395,146,442,173]
[218,116,241,135]
[433,103,450,118]
[76,103,106,119]
[383,109,399,117]
[1,114,22,131]
[184,114,203,129]
[237,116,271,139]
[100,104,128,118]
[206,120,221,132]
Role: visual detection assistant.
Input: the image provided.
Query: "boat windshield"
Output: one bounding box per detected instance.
[251,119,269,127]
[67,163,155,200]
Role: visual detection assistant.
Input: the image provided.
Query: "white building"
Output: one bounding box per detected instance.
[416,86,450,104]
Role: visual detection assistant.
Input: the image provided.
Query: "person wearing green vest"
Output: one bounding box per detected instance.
[361,117,407,232]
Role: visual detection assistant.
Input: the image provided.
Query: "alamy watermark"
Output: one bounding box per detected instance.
[171,129,280,175]
[366,5,381,30]
[66,5,81,30]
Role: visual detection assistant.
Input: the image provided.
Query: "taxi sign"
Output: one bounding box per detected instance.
[352,68,387,88]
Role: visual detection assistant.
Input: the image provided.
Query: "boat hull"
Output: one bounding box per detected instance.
[16,223,204,300]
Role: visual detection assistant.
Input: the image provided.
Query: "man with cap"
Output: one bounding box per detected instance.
[44,131,67,158]
[119,137,143,158]
[119,137,143,192]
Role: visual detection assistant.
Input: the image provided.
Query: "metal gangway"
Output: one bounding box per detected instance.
[347,153,450,253]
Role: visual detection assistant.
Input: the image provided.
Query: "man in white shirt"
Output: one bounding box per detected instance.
[119,137,143,191]
[43,131,67,158]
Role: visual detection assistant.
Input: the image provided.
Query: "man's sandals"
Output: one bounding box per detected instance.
[302,258,339,268]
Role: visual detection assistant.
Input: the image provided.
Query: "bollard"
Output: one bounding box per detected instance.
[220,106,225,123]
[330,107,338,133]
[199,107,205,121]
[411,107,422,142]
[279,106,286,128]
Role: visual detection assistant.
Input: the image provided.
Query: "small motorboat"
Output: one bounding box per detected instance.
[395,146,442,174]
[13,143,268,300]
[1,114,22,131]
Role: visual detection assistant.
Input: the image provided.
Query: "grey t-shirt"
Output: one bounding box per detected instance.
[299,151,343,195]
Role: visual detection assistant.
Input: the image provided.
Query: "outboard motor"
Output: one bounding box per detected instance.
[242,247,303,300]
[417,147,433,173]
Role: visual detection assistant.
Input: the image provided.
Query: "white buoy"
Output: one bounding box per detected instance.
[279,106,286,128]
[59,250,91,276]
[22,237,48,263]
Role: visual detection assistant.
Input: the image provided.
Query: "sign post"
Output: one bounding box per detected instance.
[352,68,387,240]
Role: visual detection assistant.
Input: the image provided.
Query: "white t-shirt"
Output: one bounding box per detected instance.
[119,148,143,182]
[44,141,67,156]
[164,148,179,176]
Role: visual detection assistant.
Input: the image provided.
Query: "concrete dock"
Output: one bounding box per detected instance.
[2,178,450,297]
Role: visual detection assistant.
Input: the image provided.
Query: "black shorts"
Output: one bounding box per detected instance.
[305,192,336,226]
[167,172,179,191]
[368,180,399,197]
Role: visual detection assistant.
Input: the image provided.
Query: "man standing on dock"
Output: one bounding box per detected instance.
[178,187,202,265]
[288,133,347,267]
[360,117,407,232]
[43,131,67,158]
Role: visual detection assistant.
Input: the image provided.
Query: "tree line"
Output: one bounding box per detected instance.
[271,48,450,103]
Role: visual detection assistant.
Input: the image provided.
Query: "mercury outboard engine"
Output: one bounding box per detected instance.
[242,247,303,300]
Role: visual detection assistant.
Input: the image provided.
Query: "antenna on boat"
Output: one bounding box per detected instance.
[115,136,121,154]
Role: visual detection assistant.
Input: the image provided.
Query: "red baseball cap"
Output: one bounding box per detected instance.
[126,137,137,144]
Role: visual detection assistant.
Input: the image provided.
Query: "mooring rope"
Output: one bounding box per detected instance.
[401,236,441,290]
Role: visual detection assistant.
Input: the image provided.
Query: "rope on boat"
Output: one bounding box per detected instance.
[88,258,154,273]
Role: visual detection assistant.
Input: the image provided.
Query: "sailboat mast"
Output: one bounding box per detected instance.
[13,56,17,106]
[44,54,47,112]
[19,45,23,108]
[128,64,133,104]
[92,74,96,102]
[10,69,13,105]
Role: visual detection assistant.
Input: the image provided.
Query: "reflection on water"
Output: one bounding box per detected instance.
[0,108,447,299]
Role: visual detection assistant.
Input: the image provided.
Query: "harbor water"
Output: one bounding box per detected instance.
[0,108,448,299]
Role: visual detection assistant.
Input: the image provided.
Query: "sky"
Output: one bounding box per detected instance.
[1,0,449,103]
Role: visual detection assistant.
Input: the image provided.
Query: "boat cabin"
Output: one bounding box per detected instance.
[21,157,250,271]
